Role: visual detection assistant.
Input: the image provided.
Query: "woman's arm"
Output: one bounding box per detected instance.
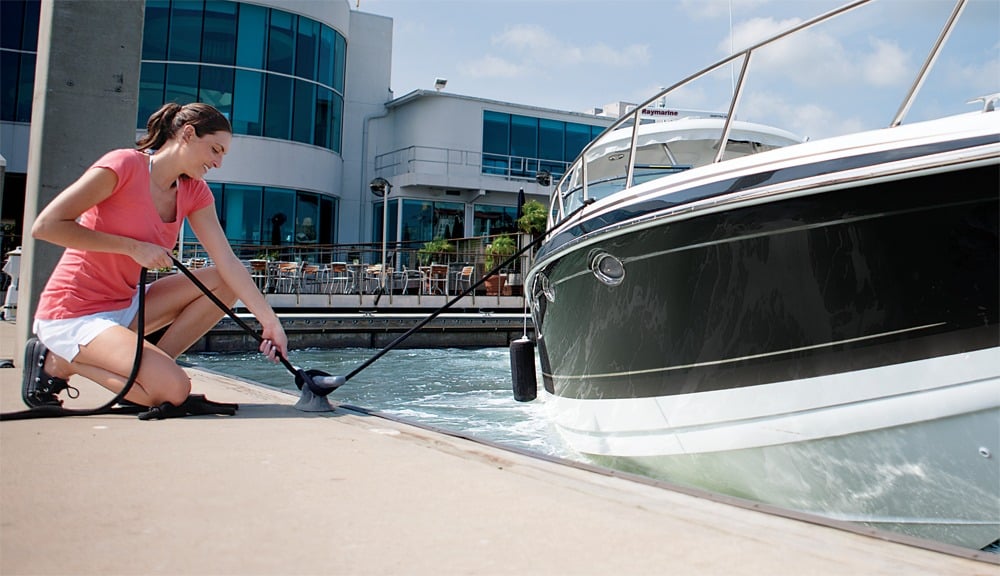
[32,167,174,269]
[187,204,289,360]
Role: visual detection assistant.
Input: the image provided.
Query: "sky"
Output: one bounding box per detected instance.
[357,0,999,140]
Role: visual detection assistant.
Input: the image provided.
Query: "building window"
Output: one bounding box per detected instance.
[232,69,264,135]
[168,0,203,62]
[202,1,237,66]
[221,184,262,244]
[266,9,295,75]
[399,200,465,244]
[138,0,346,153]
[1,0,40,123]
[235,2,266,69]
[372,199,399,244]
[482,111,603,180]
[472,204,518,237]
[198,65,234,119]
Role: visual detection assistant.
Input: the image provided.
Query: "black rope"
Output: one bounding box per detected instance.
[167,256,302,380]
[0,269,149,421]
[342,198,595,383]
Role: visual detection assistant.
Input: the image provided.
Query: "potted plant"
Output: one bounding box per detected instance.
[418,237,455,266]
[484,235,516,295]
[517,199,548,237]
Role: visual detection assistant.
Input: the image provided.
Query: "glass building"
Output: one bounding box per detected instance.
[1,0,611,256]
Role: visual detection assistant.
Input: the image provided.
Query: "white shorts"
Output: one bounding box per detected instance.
[33,289,143,362]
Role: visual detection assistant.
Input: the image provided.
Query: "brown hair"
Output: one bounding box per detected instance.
[136,102,232,151]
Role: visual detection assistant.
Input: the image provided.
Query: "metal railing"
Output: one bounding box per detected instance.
[175,234,533,298]
[374,144,570,183]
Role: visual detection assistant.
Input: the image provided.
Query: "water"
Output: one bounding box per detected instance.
[181,347,577,459]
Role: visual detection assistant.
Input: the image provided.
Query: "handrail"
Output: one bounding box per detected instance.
[891,0,968,127]
[557,0,974,226]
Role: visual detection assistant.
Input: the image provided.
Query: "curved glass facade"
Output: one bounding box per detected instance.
[2,0,346,248]
[140,0,345,153]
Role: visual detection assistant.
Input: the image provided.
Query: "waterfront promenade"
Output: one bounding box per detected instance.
[0,319,992,575]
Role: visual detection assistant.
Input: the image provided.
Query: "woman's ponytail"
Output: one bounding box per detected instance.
[136,102,230,151]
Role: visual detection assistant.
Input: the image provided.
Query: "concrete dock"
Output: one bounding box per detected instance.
[0,319,994,575]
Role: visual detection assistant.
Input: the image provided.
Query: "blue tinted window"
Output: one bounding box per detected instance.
[143,0,169,60]
[565,123,593,160]
[199,65,234,118]
[264,188,295,245]
[295,19,319,81]
[314,87,333,149]
[235,3,266,69]
[319,196,336,244]
[372,199,399,244]
[263,74,292,139]
[401,200,432,243]
[221,184,262,244]
[482,111,509,154]
[233,69,263,135]
[295,194,320,243]
[473,205,518,237]
[538,118,564,161]
[318,27,334,87]
[398,201,464,243]
[169,0,204,62]
[165,63,199,104]
[138,63,166,128]
[1,0,25,50]
[1,52,19,122]
[15,52,34,122]
[292,79,315,144]
[202,1,237,65]
[333,34,346,93]
[21,0,39,50]
[510,115,537,160]
[266,10,295,74]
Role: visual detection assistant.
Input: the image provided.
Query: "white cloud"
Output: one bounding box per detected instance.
[861,38,910,87]
[491,23,650,68]
[458,55,524,79]
[681,0,773,20]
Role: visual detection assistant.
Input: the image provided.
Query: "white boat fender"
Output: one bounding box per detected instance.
[510,336,537,402]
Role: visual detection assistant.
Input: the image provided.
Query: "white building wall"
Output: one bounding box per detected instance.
[343,10,394,243]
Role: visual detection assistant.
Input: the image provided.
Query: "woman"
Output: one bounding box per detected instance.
[24,102,288,409]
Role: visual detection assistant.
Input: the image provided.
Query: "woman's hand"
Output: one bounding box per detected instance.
[129,241,174,270]
[258,323,289,363]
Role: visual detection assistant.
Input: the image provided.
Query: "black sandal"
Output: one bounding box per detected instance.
[22,337,78,408]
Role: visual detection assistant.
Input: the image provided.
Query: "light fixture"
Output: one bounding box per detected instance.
[369,177,393,293]
[434,77,447,91]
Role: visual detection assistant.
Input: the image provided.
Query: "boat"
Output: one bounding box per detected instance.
[523,0,999,550]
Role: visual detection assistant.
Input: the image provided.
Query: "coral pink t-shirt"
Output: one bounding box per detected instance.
[35,148,215,320]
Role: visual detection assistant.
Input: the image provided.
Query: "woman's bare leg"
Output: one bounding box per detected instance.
[52,325,192,406]
[41,266,240,405]
[137,267,237,357]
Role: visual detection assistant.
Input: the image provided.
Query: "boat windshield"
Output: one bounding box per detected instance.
[557,118,799,217]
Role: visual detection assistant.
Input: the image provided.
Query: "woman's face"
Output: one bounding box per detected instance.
[182,124,232,178]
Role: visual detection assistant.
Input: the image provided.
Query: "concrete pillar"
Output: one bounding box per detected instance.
[18,0,144,355]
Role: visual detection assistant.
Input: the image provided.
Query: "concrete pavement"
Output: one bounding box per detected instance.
[0,318,993,575]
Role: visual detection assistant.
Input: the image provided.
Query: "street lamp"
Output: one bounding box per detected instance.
[369,177,392,294]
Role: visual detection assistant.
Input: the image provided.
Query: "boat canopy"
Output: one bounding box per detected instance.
[558,118,801,216]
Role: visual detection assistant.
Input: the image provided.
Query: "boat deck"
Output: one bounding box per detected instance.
[0,319,993,575]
